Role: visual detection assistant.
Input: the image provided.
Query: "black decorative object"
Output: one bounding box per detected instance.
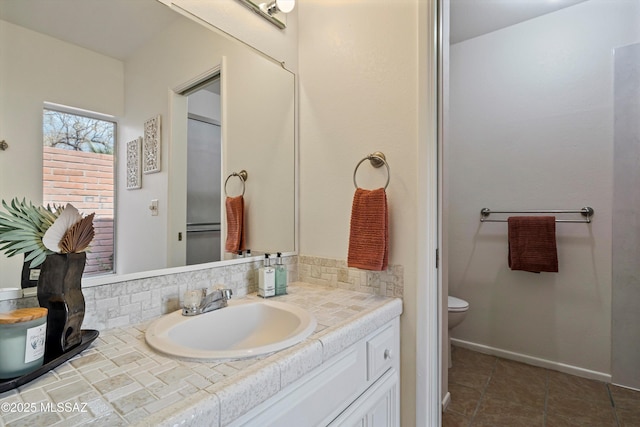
[21,253,40,289]
[37,252,86,360]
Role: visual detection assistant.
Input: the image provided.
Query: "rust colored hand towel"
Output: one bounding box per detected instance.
[347,188,388,271]
[225,195,245,253]
[508,216,558,273]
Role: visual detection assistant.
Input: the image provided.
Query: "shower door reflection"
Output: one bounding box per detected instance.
[186,80,222,265]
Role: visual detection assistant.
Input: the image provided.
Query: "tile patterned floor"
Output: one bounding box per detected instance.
[444,346,640,427]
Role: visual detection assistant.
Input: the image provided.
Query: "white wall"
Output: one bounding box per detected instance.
[223,54,295,257]
[118,16,230,273]
[0,20,123,286]
[164,0,298,71]
[298,1,421,424]
[448,0,640,376]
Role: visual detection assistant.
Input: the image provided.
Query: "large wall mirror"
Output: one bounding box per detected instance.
[0,0,296,290]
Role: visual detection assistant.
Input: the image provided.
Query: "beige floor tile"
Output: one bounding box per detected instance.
[492,358,547,389]
[545,411,618,427]
[447,382,483,417]
[616,407,640,427]
[449,363,493,393]
[451,347,497,372]
[482,358,547,409]
[547,370,610,403]
[443,410,471,427]
[473,414,543,427]
[449,346,496,392]
[473,394,543,427]
[609,384,640,426]
[446,349,636,427]
[610,384,640,410]
[546,393,617,427]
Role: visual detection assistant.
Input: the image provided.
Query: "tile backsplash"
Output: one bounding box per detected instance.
[297,256,403,298]
[0,254,403,332]
[82,256,298,331]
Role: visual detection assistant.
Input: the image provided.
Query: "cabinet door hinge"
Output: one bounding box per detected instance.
[435,248,439,269]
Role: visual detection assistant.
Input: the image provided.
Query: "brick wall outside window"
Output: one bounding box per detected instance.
[43,146,114,274]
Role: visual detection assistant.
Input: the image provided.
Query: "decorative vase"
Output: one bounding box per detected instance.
[21,253,40,289]
[37,252,86,360]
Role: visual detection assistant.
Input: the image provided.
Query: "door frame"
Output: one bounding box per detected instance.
[415,0,444,425]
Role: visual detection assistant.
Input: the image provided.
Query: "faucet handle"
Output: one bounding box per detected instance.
[213,286,233,300]
[183,289,205,309]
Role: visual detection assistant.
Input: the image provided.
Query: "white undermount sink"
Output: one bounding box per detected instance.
[145,298,317,360]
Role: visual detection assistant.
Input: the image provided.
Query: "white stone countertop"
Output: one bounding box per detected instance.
[0,283,402,427]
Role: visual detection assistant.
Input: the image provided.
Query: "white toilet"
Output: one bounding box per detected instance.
[447,295,469,368]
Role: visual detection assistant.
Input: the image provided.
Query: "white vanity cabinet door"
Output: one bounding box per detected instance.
[329,318,400,427]
[367,372,399,427]
[328,370,399,427]
[228,317,400,427]
[228,342,367,427]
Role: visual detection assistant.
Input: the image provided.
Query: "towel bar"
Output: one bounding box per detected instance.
[480,207,594,223]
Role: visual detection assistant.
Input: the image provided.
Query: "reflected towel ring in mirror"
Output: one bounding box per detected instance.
[353,152,390,190]
[225,170,248,197]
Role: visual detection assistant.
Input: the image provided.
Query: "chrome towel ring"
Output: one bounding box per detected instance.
[224,170,248,197]
[353,152,390,190]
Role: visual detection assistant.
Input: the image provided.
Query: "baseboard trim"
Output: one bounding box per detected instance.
[611,382,640,392]
[441,392,451,412]
[451,338,611,383]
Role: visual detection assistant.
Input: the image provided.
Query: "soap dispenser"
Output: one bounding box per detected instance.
[258,254,275,298]
[275,252,287,295]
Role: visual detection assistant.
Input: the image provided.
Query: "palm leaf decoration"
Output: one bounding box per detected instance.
[59,213,95,253]
[0,198,62,268]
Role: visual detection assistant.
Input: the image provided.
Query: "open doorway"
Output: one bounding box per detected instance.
[183,76,222,265]
[443,0,640,424]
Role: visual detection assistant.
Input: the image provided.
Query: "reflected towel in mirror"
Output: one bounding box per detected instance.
[347,188,388,271]
[225,196,245,253]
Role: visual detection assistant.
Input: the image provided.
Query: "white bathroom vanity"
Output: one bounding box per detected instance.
[0,284,402,426]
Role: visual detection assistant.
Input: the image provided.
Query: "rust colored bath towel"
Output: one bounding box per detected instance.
[225,195,245,253]
[508,216,558,273]
[347,188,388,271]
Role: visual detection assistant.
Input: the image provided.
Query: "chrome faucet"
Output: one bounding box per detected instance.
[182,287,233,316]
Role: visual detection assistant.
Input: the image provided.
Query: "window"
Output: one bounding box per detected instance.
[42,106,116,275]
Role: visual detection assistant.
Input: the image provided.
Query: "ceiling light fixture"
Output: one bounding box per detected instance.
[236,0,295,29]
[260,0,296,16]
